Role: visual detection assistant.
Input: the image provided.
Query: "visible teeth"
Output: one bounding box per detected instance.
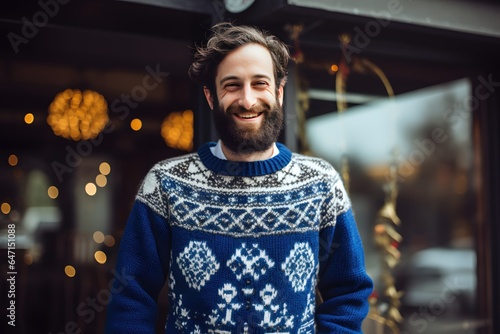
[237,112,261,119]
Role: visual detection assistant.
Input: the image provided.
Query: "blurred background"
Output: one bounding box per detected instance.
[1,0,499,333]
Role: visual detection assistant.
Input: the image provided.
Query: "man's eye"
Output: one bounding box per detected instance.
[224,83,240,90]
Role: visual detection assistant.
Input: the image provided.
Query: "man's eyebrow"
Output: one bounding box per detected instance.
[252,74,272,81]
[219,74,272,85]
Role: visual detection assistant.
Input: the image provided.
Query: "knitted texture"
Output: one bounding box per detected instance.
[105,142,373,334]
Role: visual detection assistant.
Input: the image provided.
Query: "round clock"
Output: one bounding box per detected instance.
[224,0,256,13]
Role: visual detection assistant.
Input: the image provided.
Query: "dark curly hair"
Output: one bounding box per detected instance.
[188,22,291,94]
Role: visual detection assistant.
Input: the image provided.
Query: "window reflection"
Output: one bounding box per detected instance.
[306,78,478,333]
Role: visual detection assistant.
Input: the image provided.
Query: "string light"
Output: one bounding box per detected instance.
[93,231,105,243]
[1,203,11,215]
[24,113,35,124]
[94,251,107,264]
[65,265,76,277]
[8,155,18,167]
[95,174,107,187]
[47,89,108,141]
[48,186,59,199]
[85,182,97,196]
[130,118,142,131]
[161,109,194,151]
[99,162,111,175]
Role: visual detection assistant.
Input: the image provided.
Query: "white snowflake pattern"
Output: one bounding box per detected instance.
[177,241,220,290]
[281,242,315,292]
[227,243,275,281]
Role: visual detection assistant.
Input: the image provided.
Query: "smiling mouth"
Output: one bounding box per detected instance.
[234,112,263,119]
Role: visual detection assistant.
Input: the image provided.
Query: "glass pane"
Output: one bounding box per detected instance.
[306,78,478,333]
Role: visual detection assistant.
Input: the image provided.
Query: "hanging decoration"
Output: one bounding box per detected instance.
[336,33,403,333]
[161,109,194,151]
[47,89,108,141]
[335,33,352,193]
[284,23,312,155]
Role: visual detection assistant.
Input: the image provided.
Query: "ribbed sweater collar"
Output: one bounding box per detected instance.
[197,142,292,177]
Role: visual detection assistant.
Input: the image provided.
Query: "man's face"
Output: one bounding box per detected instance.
[204,43,284,155]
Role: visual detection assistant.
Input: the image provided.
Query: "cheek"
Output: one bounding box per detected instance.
[265,89,279,103]
[218,95,238,111]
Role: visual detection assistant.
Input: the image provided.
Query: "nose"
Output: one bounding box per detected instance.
[238,84,257,110]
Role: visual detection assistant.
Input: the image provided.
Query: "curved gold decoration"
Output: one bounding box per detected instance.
[285,24,312,155]
[336,34,403,333]
[289,30,404,329]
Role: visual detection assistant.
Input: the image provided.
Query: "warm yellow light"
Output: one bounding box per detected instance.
[330,64,339,72]
[47,89,108,141]
[24,113,35,124]
[8,154,18,167]
[93,231,105,244]
[1,203,11,215]
[99,162,111,175]
[65,265,76,277]
[161,110,194,151]
[130,118,142,131]
[104,235,116,247]
[85,182,97,196]
[94,251,107,264]
[48,186,59,199]
[95,174,107,187]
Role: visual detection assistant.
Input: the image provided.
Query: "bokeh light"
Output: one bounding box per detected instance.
[130,118,142,131]
[93,231,105,244]
[65,265,76,277]
[161,109,194,151]
[95,174,107,187]
[94,251,107,264]
[8,154,18,167]
[24,113,35,124]
[85,182,97,196]
[48,186,59,199]
[1,203,11,215]
[99,162,111,175]
[47,89,108,141]
[104,235,115,247]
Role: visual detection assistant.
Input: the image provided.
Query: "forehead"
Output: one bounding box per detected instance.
[216,43,274,83]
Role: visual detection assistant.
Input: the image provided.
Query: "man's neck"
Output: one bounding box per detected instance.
[221,142,275,162]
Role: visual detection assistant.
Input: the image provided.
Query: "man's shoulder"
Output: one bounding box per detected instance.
[153,152,200,169]
[290,152,339,177]
[135,152,202,207]
[142,152,203,182]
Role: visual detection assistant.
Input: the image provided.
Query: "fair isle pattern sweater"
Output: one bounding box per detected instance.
[105,142,373,334]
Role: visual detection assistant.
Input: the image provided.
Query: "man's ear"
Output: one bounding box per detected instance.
[277,83,285,106]
[203,86,214,110]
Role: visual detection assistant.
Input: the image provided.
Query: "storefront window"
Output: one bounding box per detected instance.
[306,78,479,333]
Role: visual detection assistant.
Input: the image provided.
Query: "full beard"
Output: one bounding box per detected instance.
[213,99,284,156]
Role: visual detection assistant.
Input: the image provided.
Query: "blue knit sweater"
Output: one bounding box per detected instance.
[105,142,373,334]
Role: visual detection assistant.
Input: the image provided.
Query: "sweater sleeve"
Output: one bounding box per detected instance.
[105,195,171,333]
[315,208,374,334]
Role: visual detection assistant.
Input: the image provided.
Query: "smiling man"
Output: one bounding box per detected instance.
[206,42,284,162]
[105,22,373,334]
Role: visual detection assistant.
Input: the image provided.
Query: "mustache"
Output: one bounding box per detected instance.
[225,102,270,115]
